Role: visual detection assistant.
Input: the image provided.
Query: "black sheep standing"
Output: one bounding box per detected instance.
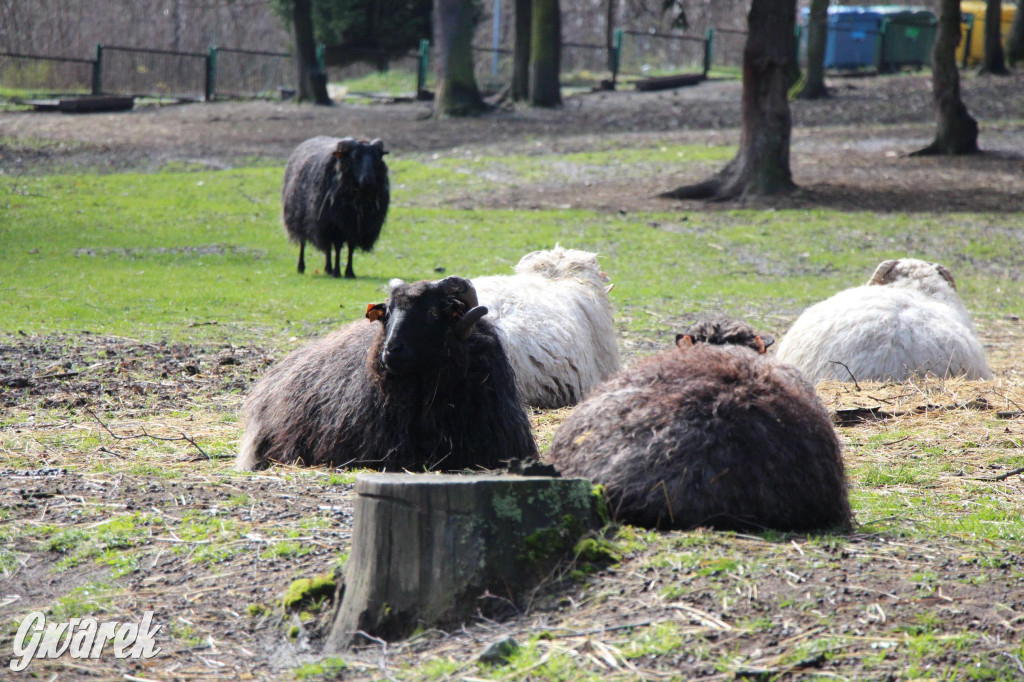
[282,136,390,279]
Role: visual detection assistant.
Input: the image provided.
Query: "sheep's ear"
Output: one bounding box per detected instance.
[365,303,387,323]
[867,259,899,286]
[675,333,695,350]
[935,264,957,290]
[454,306,488,340]
[753,334,774,354]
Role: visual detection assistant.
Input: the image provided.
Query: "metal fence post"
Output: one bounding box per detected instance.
[703,27,714,76]
[611,29,623,88]
[92,44,103,95]
[206,46,217,100]
[417,39,429,99]
[961,13,973,68]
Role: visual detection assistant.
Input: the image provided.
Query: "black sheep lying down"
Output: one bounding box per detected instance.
[548,318,851,532]
[237,276,537,471]
[282,135,390,279]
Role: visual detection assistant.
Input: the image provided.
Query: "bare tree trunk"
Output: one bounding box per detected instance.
[605,0,618,71]
[512,0,532,100]
[292,0,332,105]
[912,0,979,155]
[434,0,486,117]
[797,0,830,99]
[981,0,1010,73]
[1008,0,1024,65]
[661,0,797,201]
[529,0,562,107]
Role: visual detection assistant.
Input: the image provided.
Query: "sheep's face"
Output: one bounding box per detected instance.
[366,277,488,377]
[332,137,388,191]
[676,318,773,354]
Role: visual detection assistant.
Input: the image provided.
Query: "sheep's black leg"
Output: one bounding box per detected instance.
[297,240,306,274]
[324,248,333,277]
[334,244,344,278]
[344,244,356,279]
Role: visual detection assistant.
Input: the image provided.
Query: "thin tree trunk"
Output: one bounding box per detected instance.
[981,0,1010,73]
[797,0,830,99]
[292,0,332,105]
[529,0,562,107]
[661,0,797,201]
[912,0,979,155]
[1007,0,1024,65]
[605,0,618,71]
[433,0,487,117]
[512,0,532,100]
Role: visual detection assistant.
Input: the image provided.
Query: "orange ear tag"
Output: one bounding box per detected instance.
[365,303,386,322]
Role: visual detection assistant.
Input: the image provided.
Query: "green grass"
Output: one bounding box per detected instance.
[2,146,1019,347]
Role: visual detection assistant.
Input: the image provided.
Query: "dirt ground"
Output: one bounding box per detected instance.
[2,73,1024,679]
[2,72,1023,214]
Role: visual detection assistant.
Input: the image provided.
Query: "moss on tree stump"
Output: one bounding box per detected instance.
[325,473,602,650]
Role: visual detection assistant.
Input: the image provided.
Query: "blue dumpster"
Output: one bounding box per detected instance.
[822,6,883,69]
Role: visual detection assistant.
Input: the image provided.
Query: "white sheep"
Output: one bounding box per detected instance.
[471,246,621,408]
[776,258,992,383]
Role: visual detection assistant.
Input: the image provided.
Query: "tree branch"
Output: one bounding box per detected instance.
[85,406,210,460]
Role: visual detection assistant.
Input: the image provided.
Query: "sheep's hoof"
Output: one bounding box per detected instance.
[297,265,305,274]
[331,269,342,279]
[345,271,356,279]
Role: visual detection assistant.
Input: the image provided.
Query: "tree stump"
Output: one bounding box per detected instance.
[325,473,602,650]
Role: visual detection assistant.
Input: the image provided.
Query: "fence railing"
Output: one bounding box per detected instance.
[322,46,424,99]
[0,45,297,101]
[3,29,732,104]
[96,45,211,100]
[210,48,292,99]
[0,52,95,95]
[616,29,711,83]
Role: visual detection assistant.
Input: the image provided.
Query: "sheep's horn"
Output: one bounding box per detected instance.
[935,264,957,290]
[867,260,899,286]
[369,138,387,154]
[454,306,488,340]
[335,137,357,156]
[439,276,479,310]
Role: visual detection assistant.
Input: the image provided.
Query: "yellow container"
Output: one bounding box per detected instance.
[957,0,1017,66]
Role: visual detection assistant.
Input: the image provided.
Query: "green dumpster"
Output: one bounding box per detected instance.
[872,6,938,72]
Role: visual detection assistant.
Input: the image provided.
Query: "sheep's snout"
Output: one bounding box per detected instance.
[381,339,414,376]
[352,152,379,189]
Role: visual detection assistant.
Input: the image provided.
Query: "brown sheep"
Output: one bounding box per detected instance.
[548,319,851,532]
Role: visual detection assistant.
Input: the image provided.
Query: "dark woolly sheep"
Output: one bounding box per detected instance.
[282,135,390,279]
[676,317,775,354]
[548,319,851,533]
[236,276,537,471]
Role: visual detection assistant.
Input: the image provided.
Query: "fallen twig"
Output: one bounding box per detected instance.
[974,466,1024,482]
[84,406,209,460]
[829,360,861,391]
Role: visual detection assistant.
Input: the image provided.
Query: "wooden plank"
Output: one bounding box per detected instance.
[56,96,135,113]
[634,73,704,91]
